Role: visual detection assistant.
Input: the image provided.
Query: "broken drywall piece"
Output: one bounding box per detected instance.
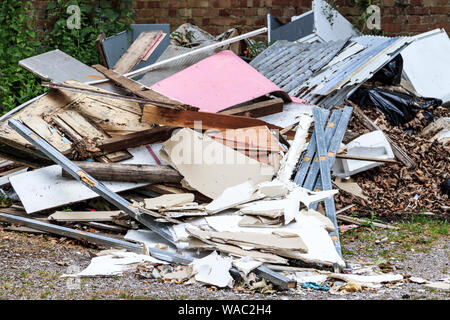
[333,177,368,200]
[144,193,195,210]
[124,229,177,253]
[204,215,345,267]
[297,209,335,233]
[294,271,328,285]
[238,199,293,219]
[424,281,450,292]
[48,210,123,222]
[277,114,313,183]
[61,251,167,277]
[233,257,262,276]
[150,50,291,113]
[256,180,289,198]
[190,251,234,288]
[286,183,338,208]
[239,215,283,228]
[332,130,395,178]
[330,273,404,285]
[187,237,288,264]
[205,180,259,214]
[161,128,275,199]
[163,266,194,282]
[186,226,308,254]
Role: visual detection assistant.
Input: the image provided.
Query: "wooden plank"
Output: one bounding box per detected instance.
[92,64,195,110]
[335,154,399,163]
[98,126,176,154]
[142,105,292,135]
[346,101,416,169]
[219,98,284,118]
[94,32,108,67]
[49,210,123,222]
[20,115,72,152]
[113,31,163,74]
[61,162,183,183]
[337,214,399,230]
[142,33,166,61]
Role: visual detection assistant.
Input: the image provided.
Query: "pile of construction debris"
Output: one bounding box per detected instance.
[0,0,448,293]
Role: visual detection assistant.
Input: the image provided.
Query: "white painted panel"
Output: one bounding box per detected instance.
[402,29,450,102]
[10,145,163,214]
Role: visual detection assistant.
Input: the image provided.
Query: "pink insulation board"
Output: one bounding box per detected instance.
[150,50,296,113]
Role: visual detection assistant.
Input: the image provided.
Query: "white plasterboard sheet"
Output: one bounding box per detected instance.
[204,215,345,267]
[62,251,166,277]
[10,145,163,214]
[313,0,360,42]
[401,29,450,102]
[258,102,314,128]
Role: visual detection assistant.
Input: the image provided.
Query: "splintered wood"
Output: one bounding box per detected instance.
[0,80,152,162]
[113,31,165,75]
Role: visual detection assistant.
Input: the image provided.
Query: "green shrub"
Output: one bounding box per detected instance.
[0,0,133,116]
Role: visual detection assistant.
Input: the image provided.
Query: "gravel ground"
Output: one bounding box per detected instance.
[0,222,448,300]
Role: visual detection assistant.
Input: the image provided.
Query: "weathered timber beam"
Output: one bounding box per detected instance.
[98,126,176,154]
[62,162,183,183]
[219,98,284,118]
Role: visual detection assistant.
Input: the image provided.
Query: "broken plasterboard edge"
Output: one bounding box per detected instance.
[205,180,261,214]
[10,145,163,214]
[61,251,167,277]
[204,215,345,267]
[277,114,313,183]
[161,128,275,199]
[190,251,234,288]
[144,193,195,210]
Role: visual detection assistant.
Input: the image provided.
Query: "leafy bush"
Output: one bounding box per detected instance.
[0,1,44,114]
[0,0,133,116]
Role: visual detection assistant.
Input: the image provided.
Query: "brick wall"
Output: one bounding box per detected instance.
[31,0,449,37]
[132,0,449,36]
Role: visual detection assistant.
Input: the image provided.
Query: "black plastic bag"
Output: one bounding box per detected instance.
[441,179,450,197]
[371,55,403,85]
[349,88,442,126]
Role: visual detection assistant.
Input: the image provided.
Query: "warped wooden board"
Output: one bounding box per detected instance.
[142,33,166,61]
[98,126,176,154]
[9,145,165,214]
[55,110,107,140]
[0,80,149,163]
[142,105,291,136]
[218,98,284,118]
[113,31,164,75]
[19,115,72,152]
[93,64,186,108]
